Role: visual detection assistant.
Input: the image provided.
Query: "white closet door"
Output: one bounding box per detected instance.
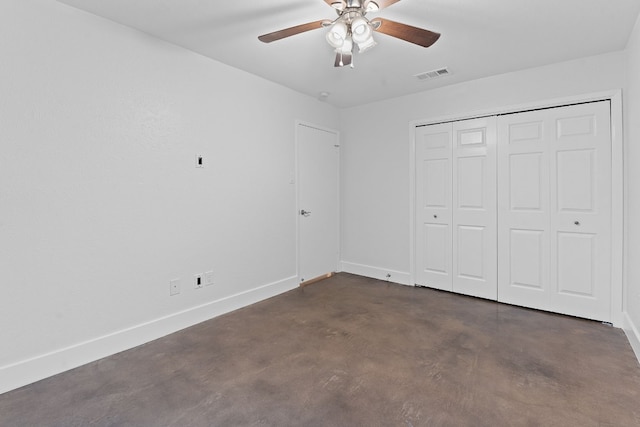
[549,102,611,320]
[452,117,497,299]
[415,123,453,291]
[415,118,497,299]
[497,109,552,311]
[497,101,612,321]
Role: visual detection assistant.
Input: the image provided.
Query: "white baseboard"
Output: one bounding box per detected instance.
[623,312,640,366]
[0,276,298,396]
[340,261,412,286]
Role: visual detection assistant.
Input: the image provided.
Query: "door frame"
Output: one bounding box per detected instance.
[409,90,624,326]
[295,120,341,284]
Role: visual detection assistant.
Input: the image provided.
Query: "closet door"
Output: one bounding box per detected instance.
[415,118,497,299]
[452,118,497,300]
[497,101,612,321]
[549,102,611,321]
[415,123,453,291]
[497,109,551,311]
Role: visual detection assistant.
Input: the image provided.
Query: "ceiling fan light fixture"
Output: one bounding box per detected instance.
[325,21,348,48]
[336,35,353,54]
[357,36,377,53]
[258,0,441,68]
[351,17,372,44]
[365,1,380,12]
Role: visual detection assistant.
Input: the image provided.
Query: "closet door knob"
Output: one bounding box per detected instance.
[433,214,438,219]
[574,221,580,226]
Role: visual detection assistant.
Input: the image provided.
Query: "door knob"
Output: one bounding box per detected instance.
[433,214,438,219]
[300,209,311,217]
[574,221,580,226]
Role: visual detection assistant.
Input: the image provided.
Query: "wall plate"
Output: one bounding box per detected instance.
[194,274,203,289]
[169,279,180,296]
[205,271,214,286]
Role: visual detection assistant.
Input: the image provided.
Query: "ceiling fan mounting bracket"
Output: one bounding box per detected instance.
[335,10,369,26]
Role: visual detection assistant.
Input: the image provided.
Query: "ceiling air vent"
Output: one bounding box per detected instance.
[414,67,450,81]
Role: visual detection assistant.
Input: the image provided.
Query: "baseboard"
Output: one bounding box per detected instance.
[340,261,412,286]
[623,312,640,366]
[0,276,298,396]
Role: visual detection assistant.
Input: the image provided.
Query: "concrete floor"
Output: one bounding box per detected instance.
[1,273,639,426]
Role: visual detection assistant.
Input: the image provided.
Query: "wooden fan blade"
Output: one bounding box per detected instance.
[258,20,326,43]
[372,18,440,48]
[367,0,402,10]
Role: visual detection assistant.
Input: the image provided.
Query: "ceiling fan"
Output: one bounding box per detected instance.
[258,0,440,68]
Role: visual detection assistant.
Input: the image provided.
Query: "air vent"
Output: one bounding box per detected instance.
[414,67,451,81]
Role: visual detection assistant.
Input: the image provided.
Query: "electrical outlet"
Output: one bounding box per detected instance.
[194,274,203,289]
[205,271,214,286]
[169,279,180,296]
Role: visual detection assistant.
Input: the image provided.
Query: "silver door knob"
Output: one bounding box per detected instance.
[574,221,580,226]
[300,209,311,217]
[433,214,438,219]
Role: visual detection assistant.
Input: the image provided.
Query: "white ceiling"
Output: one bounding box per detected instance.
[56,0,640,108]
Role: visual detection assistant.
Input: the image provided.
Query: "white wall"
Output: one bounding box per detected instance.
[0,0,338,393]
[340,51,627,284]
[624,13,640,358]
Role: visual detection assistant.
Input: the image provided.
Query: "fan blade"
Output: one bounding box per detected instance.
[372,18,440,48]
[366,0,402,10]
[258,20,326,43]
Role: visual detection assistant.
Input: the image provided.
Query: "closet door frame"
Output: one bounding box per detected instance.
[409,90,624,327]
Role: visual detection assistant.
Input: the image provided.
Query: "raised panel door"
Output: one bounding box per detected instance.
[497,101,612,321]
[549,102,611,321]
[452,117,497,300]
[497,111,551,311]
[415,123,453,291]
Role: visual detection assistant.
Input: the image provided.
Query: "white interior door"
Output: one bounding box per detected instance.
[497,101,612,321]
[549,102,612,320]
[497,108,552,311]
[297,123,340,284]
[452,117,497,300]
[415,123,453,291]
[415,118,497,299]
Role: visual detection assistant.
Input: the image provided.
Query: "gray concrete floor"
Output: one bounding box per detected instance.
[1,273,640,426]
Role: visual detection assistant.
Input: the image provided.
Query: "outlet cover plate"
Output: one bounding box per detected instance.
[169,279,180,296]
[194,274,203,289]
[205,271,214,286]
